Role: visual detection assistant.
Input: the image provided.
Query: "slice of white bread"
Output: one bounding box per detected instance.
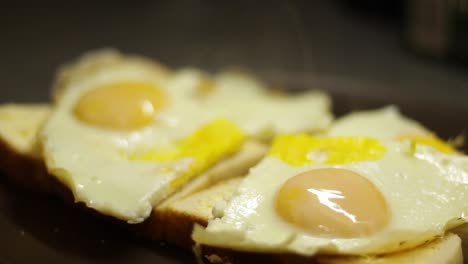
[0,104,266,243]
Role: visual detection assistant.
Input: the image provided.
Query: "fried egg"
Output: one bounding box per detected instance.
[41,52,332,223]
[193,134,468,256]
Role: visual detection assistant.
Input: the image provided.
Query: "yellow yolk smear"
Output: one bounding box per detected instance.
[275,168,390,238]
[268,134,386,166]
[132,118,245,188]
[74,81,167,130]
[397,135,455,154]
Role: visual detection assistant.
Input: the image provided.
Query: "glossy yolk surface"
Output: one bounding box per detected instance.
[275,168,390,238]
[74,81,167,130]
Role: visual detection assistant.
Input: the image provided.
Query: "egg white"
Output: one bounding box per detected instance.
[208,72,332,136]
[329,106,430,139]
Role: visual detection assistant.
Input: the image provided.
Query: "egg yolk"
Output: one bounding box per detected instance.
[74,81,167,130]
[275,168,390,238]
[269,134,386,166]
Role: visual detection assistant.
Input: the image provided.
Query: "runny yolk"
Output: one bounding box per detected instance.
[275,168,390,238]
[74,81,167,130]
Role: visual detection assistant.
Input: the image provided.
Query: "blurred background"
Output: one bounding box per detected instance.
[1,0,467,108]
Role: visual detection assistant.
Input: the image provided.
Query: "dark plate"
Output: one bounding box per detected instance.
[0,75,467,264]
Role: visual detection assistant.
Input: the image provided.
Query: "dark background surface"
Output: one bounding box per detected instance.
[0,1,467,263]
[1,1,467,107]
